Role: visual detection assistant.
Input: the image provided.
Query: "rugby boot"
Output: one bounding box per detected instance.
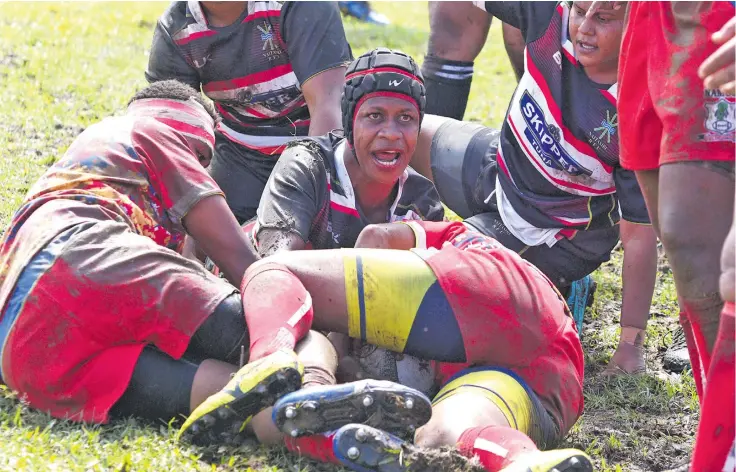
[566,275,596,337]
[332,424,480,472]
[499,448,593,472]
[273,379,432,439]
[178,349,303,446]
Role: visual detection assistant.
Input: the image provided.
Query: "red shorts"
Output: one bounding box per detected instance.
[691,301,735,472]
[418,244,585,435]
[0,220,234,423]
[619,1,736,171]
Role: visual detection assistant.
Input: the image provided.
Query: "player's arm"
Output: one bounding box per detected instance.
[614,168,658,332]
[282,1,351,136]
[254,145,324,256]
[145,19,201,90]
[355,220,467,250]
[184,195,257,286]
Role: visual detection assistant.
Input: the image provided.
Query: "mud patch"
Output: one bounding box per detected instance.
[403,445,484,472]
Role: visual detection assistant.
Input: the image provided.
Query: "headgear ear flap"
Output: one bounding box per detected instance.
[341,48,426,147]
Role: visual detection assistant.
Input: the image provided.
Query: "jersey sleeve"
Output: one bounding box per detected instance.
[255,144,327,242]
[404,220,469,250]
[280,1,353,85]
[613,167,651,225]
[132,121,223,230]
[145,20,201,90]
[479,1,558,42]
[393,171,446,222]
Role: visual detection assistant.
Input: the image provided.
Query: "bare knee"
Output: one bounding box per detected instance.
[427,1,489,61]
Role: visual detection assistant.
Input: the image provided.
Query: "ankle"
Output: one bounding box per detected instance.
[619,326,646,347]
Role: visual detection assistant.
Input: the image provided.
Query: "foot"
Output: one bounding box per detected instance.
[663,326,691,373]
[178,350,303,446]
[500,448,594,472]
[566,275,596,337]
[602,339,646,376]
[333,424,481,472]
[272,379,432,439]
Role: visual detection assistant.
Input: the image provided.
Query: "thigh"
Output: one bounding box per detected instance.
[428,367,560,449]
[523,226,619,290]
[1,221,234,423]
[209,134,277,223]
[658,162,735,297]
[269,248,463,361]
[426,117,499,219]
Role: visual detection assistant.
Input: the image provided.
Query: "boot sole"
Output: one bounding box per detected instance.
[273,381,431,439]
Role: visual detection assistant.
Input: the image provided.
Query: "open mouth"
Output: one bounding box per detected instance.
[371,151,402,169]
[576,40,598,53]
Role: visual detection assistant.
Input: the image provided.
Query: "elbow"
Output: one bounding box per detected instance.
[355,225,391,249]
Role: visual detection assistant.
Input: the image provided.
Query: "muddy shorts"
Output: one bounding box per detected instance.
[619,1,736,171]
[0,220,235,423]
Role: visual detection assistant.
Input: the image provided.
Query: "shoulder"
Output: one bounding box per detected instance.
[157,1,193,36]
[404,167,441,196]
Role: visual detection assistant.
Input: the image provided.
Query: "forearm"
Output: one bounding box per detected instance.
[307,105,342,136]
[620,220,658,330]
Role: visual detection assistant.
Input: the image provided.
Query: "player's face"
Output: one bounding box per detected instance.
[569,1,626,83]
[352,96,420,185]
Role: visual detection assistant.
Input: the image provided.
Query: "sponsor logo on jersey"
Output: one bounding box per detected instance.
[702,90,735,143]
[520,91,592,176]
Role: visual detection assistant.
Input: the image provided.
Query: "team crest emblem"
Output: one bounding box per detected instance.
[258,22,276,51]
[593,110,618,144]
[703,93,735,142]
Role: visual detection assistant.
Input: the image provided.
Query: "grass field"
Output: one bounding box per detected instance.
[0,3,696,471]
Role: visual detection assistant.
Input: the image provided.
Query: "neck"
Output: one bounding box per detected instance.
[200,1,247,27]
[583,62,618,86]
[344,146,397,221]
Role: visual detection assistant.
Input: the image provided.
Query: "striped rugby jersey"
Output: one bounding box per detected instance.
[254,134,445,253]
[146,1,352,156]
[476,1,649,240]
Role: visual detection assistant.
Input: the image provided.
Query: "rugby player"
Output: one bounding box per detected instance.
[181,218,591,472]
[249,47,445,257]
[413,1,659,375]
[146,1,352,223]
[618,3,735,469]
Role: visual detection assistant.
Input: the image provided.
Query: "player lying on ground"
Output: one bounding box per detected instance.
[249,47,445,257]
[147,1,352,223]
[181,219,592,472]
[618,4,736,469]
[411,1,658,375]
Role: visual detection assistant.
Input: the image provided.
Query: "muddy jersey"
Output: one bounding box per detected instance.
[254,134,445,253]
[474,1,649,242]
[0,99,222,329]
[147,1,352,155]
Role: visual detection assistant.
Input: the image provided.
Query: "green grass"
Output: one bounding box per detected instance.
[0,2,693,471]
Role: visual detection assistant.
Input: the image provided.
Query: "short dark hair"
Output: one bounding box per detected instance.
[128,80,220,124]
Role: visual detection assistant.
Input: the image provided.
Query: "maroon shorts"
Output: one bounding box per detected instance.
[619,1,735,171]
[0,220,234,423]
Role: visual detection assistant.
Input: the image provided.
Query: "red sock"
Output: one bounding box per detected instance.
[680,311,708,400]
[284,432,340,465]
[456,426,538,471]
[691,302,735,472]
[241,262,314,361]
